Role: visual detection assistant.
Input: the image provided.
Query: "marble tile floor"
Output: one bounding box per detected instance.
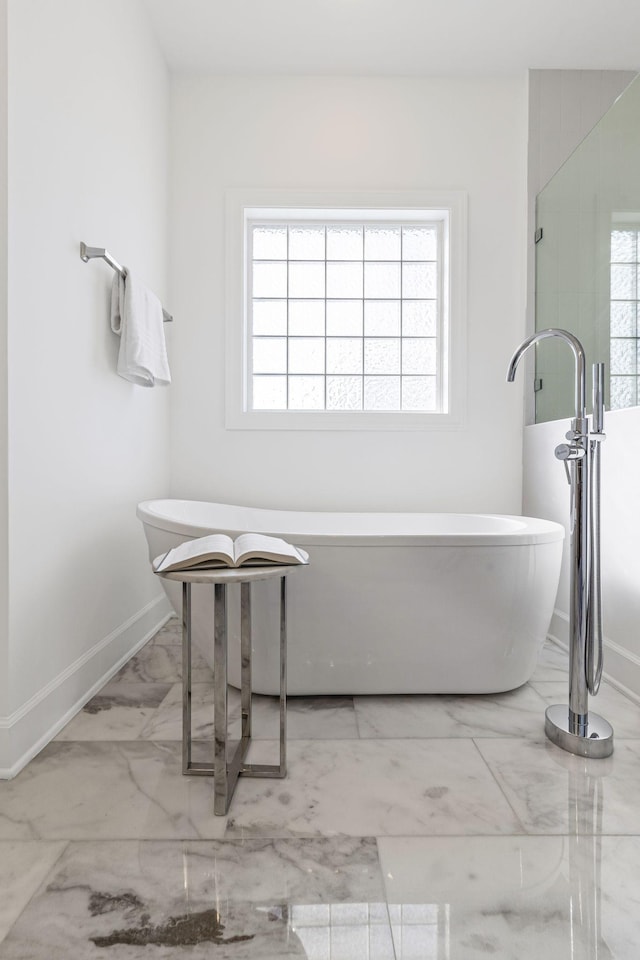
[1,621,640,957]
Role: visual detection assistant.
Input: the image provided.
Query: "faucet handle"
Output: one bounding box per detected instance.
[555,442,585,461]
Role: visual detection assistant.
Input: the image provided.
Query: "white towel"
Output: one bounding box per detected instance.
[110,269,171,387]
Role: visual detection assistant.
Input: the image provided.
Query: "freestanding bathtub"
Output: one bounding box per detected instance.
[137,499,564,696]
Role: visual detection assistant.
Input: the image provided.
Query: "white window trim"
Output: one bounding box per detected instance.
[225,188,467,431]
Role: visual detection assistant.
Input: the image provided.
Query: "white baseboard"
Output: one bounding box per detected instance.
[548,609,640,707]
[0,594,173,779]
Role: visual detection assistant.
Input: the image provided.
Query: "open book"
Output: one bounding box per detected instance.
[153,533,309,574]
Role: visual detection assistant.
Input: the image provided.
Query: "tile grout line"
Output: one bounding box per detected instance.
[469,736,530,836]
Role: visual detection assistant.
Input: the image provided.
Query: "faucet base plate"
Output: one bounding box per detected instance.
[545,703,614,759]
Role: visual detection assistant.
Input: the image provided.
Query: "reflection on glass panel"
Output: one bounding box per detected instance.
[252,226,287,260]
[289,226,325,260]
[252,300,287,335]
[327,226,363,260]
[327,262,363,299]
[326,300,364,336]
[403,262,437,299]
[364,226,401,260]
[289,262,325,299]
[403,300,437,337]
[403,375,437,410]
[403,226,438,261]
[535,74,640,420]
[365,338,401,374]
[253,337,287,373]
[364,262,401,299]
[291,903,395,960]
[402,338,437,375]
[289,300,325,336]
[289,337,325,374]
[364,301,401,336]
[252,375,287,409]
[288,375,325,409]
[253,262,287,298]
[326,375,363,409]
[326,338,363,374]
[364,376,401,409]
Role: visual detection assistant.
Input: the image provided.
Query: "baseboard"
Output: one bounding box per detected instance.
[548,609,640,707]
[0,593,173,779]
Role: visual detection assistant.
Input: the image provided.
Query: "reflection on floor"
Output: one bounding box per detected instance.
[1,620,640,957]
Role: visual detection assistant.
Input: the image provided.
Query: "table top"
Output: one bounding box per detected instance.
[155,563,303,585]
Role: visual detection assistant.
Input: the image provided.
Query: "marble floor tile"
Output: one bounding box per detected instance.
[56,682,173,741]
[354,684,548,740]
[475,736,640,835]
[141,683,359,743]
[531,679,640,738]
[245,695,359,741]
[378,834,640,959]
[223,738,523,839]
[530,640,569,681]
[114,640,213,684]
[0,841,67,944]
[0,838,395,959]
[0,741,225,841]
[140,682,215,741]
[151,616,181,645]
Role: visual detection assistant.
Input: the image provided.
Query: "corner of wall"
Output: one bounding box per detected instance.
[0,0,9,723]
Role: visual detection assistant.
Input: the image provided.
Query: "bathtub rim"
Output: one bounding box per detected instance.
[137,499,565,548]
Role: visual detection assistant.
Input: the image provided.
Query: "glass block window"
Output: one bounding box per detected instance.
[610,228,640,408]
[248,218,445,413]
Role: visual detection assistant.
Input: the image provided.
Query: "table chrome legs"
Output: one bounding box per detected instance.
[181,576,288,816]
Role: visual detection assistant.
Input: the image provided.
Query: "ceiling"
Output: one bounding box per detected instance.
[143,0,640,77]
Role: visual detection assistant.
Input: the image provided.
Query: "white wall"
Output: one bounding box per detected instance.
[0,0,172,775]
[169,75,528,513]
[0,0,8,717]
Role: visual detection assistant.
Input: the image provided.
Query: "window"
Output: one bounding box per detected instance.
[225,191,466,429]
[610,226,640,408]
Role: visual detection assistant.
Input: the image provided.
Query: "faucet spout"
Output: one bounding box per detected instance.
[506,328,586,421]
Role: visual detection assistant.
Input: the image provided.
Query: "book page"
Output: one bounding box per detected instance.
[233,533,308,565]
[153,533,235,572]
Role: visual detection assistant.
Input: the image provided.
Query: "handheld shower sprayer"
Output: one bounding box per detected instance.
[506,329,612,758]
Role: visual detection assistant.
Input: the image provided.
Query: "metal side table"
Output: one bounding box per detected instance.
[156,564,299,815]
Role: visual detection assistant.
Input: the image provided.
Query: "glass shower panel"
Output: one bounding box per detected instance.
[535,73,640,422]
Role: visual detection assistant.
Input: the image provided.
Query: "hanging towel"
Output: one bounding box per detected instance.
[110,269,171,386]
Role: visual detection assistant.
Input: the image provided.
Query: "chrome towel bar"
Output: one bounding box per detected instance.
[80,242,173,323]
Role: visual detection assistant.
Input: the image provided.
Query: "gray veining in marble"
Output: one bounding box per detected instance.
[0,741,226,841]
[224,738,523,838]
[530,640,569,681]
[56,681,173,741]
[354,683,548,739]
[0,841,67,944]
[151,616,182,645]
[532,679,640,738]
[6,617,640,956]
[475,736,640,835]
[114,641,212,684]
[140,683,359,742]
[0,838,394,959]
[378,834,640,959]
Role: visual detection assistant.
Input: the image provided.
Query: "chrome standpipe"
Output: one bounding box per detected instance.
[507,329,613,759]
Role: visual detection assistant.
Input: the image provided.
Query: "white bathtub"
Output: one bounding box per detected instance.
[137,499,564,695]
